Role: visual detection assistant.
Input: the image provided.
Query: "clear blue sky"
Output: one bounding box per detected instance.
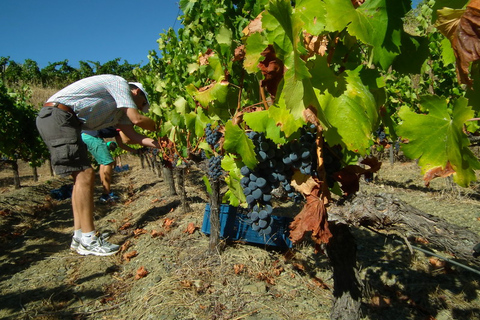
[0,0,182,68]
[1,0,423,69]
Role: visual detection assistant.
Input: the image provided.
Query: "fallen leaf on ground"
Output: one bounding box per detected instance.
[135,266,148,280]
[184,222,199,234]
[234,264,245,274]
[134,228,148,236]
[123,250,138,262]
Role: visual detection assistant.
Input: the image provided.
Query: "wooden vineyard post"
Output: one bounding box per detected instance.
[175,166,191,214]
[162,162,177,196]
[208,178,221,254]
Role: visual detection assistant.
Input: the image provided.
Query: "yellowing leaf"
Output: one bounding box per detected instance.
[397,95,480,187]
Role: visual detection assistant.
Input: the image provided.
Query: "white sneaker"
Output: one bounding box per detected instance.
[76,237,120,256]
[70,233,118,251]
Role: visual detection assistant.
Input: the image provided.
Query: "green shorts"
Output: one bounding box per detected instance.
[81,133,114,165]
[36,107,91,177]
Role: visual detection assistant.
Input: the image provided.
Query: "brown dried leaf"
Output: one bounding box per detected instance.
[423,162,455,187]
[135,266,148,280]
[371,294,391,308]
[120,240,131,252]
[119,222,132,230]
[435,1,480,86]
[290,170,319,195]
[163,218,175,228]
[234,264,245,274]
[151,230,164,238]
[242,12,264,36]
[123,250,138,262]
[180,280,193,288]
[258,45,285,97]
[233,45,245,62]
[351,0,365,8]
[199,48,214,66]
[184,222,199,234]
[333,157,381,195]
[312,276,330,289]
[134,228,148,236]
[303,32,329,58]
[289,187,332,245]
[429,257,447,268]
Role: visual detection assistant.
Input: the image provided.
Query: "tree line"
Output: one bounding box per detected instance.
[0,56,145,89]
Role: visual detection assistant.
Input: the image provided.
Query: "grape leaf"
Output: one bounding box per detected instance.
[243,110,286,144]
[222,154,245,206]
[190,80,229,107]
[264,0,313,117]
[223,120,258,168]
[397,95,480,187]
[244,32,269,74]
[268,103,305,138]
[324,0,408,69]
[289,186,332,245]
[174,97,188,115]
[294,0,326,35]
[317,66,380,154]
[435,2,480,86]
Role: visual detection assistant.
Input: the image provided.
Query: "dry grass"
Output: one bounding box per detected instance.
[29,85,58,108]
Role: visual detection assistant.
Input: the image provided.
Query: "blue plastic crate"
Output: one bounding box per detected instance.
[235,212,293,248]
[202,204,293,248]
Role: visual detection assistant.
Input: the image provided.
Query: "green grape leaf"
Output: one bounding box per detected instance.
[440,37,456,66]
[187,63,199,74]
[221,154,245,206]
[294,0,326,35]
[191,79,229,107]
[324,0,408,69]
[244,32,269,74]
[207,54,225,82]
[202,175,213,195]
[223,120,258,168]
[243,110,286,144]
[217,26,232,46]
[174,97,188,115]
[268,102,305,138]
[397,95,480,187]
[318,66,380,154]
[262,0,314,119]
[167,109,185,127]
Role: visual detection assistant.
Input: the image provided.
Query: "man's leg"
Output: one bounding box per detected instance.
[99,163,114,195]
[72,168,95,233]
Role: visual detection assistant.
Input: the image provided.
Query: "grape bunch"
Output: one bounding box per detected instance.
[240,131,294,235]
[208,155,223,180]
[281,128,316,177]
[375,127,387,143]
[205,123,222,149]
[322,143,342,187]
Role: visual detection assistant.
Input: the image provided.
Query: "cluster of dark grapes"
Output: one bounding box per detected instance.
[323,143,342,187]
[280,127,316,177]
[208,156,223,180]
[375,127,387,142]
[205,123,224,180]
[240,131,305,235]
[205,123,222,149]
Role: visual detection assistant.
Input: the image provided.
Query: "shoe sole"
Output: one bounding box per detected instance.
[76,247,119,256]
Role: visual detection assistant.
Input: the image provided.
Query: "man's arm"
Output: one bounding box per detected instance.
[114,134,137,153]
[124,108,156,131]
[116,124,160,149]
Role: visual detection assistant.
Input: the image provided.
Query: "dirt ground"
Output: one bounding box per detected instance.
[1,154,480,320]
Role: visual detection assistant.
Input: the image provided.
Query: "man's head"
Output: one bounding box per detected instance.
[129,82,150,113]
